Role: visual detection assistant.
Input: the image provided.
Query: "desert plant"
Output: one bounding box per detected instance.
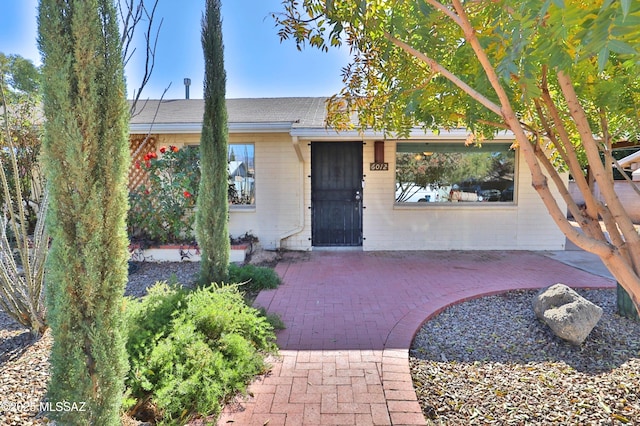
[0,77,48,335]
[124,282,277,424]
[0,54,43,233]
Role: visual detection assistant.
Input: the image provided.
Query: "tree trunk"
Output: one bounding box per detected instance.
[450,1,640,317]
[617,283,640,321]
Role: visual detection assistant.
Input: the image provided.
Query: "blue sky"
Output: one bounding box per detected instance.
[0,0,350,99]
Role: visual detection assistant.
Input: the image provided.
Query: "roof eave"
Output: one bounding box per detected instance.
[130,122,517,141]
[290,127,516,140]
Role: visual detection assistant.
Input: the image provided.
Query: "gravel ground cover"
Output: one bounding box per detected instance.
[410,289,640,425]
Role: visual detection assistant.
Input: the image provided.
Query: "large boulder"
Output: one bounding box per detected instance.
[533,283,603,345]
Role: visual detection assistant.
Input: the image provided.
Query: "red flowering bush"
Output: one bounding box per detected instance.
[128,146,200,244]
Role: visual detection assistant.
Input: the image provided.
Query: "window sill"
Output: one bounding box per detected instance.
[393,202,517,210]
[230,204,256,212]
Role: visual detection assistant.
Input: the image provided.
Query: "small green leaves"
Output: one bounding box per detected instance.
[608,39,637,55]
[621,0,631,19]
[417,0,432,17]
[124,282,277,422]
[597,45,610,73]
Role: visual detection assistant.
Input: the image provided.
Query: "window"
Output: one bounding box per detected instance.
[228,143,255,205]
[395,142,515,203]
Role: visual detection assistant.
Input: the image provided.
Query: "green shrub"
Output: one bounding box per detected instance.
[228,263,281,292]
[258,307,287,331]
[125,283,188,396]
[124,282,277,425]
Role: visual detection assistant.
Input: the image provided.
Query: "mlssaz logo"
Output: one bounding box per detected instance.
[41,401,88,412]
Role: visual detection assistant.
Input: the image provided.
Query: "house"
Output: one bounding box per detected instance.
[128,97,567,251]
[617,148,640,181]
[566,145,640,224]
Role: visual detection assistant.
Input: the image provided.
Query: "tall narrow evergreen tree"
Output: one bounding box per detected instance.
[196,0,230,284]
[38,0,130,423]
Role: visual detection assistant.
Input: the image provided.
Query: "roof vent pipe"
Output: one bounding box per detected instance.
[184,78,191,99]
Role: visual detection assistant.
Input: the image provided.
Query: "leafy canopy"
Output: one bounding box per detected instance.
[0,53,40,96]
[275,0,640,148]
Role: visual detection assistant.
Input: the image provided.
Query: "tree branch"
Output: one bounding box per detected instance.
[609,154,640,197]
[383,32,503,117]
[532,139,583,229]
[118,0,162,113]
[557,71,640,269]
[120,0,141,66]
[423,0,462,26]
[444,0,619,258]
[534,93,602,233]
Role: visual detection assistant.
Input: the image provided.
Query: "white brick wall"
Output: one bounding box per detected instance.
[361,140,566,251]
[154,133,309,250]
[149,134,566,251]
[281,142,313,250]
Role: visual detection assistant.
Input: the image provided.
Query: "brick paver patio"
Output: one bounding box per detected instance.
[217,250,615,425]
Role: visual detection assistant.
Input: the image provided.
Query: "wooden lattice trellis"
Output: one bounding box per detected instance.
[128,135,157,191]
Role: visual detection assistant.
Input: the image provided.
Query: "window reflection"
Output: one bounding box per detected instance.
[228,144,255,205]
[395,143,515,203]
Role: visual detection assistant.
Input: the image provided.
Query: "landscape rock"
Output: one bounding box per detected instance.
[533,283,603,345]
[248,247,280,266]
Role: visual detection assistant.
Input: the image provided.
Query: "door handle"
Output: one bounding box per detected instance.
[354,190,361,201]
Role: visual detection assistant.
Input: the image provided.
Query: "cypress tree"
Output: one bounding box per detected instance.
[196,0,230,284]
[38,0,130,423]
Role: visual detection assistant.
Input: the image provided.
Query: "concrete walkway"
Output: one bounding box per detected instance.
[217,250,615,425]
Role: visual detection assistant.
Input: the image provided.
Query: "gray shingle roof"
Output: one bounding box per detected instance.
[129,97,329,128]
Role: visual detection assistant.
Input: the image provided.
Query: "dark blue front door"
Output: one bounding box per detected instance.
[311,142,363,246]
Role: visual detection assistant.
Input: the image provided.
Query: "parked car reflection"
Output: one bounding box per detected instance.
[500,186,514,201]
[480,189,501,202]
